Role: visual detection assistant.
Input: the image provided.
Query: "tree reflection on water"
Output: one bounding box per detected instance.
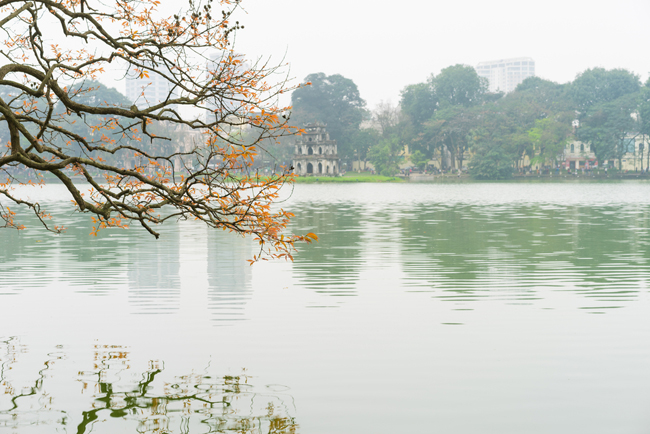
[290,203,364,298]
[398,203,650,307]
[0,338,298,433]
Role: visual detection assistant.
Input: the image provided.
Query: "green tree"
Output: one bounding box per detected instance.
[577,93,639,166]
[490,78,573,169]
[569,68,639,166]
[516,76,563,95]
[474,93,534,169]
[467,104,520,179]
[514,78,573,169]
[638,78,650,170]
[409,150,428,171]
[368,136,401,176]
[570,69,640,167]
[400,82,437,126]
[400,65,488,169]
[290,73,366,160]
[426,105,480,170]
[398,82,438,159]
[350,128,380,165]
[431,64,488,108]
[514,76,572,118]
[569,68,641,114]
[528,115,573,167]
[468,139,514,179]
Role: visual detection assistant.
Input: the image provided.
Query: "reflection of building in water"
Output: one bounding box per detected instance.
[124,222,252,320]
[127,227,181,313]
[207,231,253,322]
[293,123,340,176]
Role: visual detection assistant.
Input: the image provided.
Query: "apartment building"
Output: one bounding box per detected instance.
[475,57,535,93]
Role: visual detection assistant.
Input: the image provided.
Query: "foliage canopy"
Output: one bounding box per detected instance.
[0,0,316,261]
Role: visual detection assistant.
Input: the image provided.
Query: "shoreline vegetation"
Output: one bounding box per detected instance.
[294,170,650,183]
[11,170,650,185]
[289,68,650,182]
[295,171,404,183]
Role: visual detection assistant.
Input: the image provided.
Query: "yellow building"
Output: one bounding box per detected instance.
[563,140,598,170]
[562,136,649,171]
[615,136,649,171]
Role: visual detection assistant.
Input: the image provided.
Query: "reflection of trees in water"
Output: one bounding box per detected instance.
[399,204,650,307]
[0,202,131,292]
[0,337,298,433]
[0,203,182,299]
[207,230,253,322]
[289,203,364,297]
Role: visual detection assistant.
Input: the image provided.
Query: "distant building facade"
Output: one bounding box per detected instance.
[563,140,597,170]
[475,57,535,93]
[293,123,340,175]
[563,136,649,171]
[125,67,176,108]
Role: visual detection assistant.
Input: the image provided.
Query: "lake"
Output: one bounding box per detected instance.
[2,181,650,433]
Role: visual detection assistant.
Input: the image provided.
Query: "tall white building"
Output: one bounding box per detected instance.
[125,67,176,107]
[475,57,535,93]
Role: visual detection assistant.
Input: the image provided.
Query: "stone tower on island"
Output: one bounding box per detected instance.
[293,123,340,176]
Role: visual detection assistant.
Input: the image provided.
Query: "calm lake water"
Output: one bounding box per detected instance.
[2,181,650,433]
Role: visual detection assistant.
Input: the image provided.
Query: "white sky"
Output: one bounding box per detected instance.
[229,0,650,109]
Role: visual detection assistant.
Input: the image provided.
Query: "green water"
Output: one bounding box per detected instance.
[2,182,650,433]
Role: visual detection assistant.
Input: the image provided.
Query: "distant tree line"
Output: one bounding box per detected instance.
[290,67,650,179]
[6,69,647,181]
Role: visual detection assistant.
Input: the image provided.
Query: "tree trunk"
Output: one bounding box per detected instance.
[8,120,20,155]
[448,138,456,170]
[640,146,644,172]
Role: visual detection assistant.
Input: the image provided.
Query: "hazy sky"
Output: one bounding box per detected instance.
[231,0,650,109]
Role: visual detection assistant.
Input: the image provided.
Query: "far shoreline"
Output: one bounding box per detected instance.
[294,171,650,183]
